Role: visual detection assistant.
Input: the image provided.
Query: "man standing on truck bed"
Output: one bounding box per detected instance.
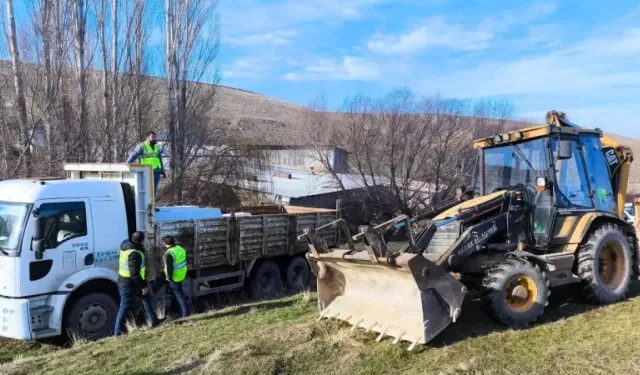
[161,235,190,318]
[126,131,166,198]
[114,231,161,336]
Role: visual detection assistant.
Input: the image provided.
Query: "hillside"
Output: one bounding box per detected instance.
[211,85,640,191]
[3,286,640,375]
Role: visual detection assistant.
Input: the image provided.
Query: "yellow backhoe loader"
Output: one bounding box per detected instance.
[300,111,639,350]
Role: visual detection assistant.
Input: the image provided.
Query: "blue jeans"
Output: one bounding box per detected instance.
[169,281,190,318]
[153,170,162,198]
[113,287,157,336]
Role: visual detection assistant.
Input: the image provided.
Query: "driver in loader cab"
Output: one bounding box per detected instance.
[114,231,162,336]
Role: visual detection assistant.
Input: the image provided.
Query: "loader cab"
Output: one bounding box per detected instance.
[474,123,617,247]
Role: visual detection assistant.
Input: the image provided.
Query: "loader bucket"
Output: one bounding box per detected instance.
[307,249,467,350]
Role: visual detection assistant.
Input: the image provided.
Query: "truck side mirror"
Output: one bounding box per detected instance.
[558,140,573,160]
[31,209,45,260]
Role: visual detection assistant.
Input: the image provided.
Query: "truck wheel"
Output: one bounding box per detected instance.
[577,223,632,304]
[250,261,282,299]
[65,292,118,341]
[286,256,310,291]
[482,258,549,326]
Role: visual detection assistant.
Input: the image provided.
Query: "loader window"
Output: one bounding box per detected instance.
[552,140,593,209]
[580,135,616,214]
[483,138,548,194]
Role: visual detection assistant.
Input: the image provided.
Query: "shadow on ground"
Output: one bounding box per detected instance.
[180,298,299,325]
[430,280,640,348]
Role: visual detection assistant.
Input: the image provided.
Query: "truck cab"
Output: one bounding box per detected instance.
[0,164,153,340]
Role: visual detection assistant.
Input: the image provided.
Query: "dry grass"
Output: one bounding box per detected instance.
[4,285,640,374]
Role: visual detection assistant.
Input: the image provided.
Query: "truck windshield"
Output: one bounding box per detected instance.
[483,138,548,194]
[0,202,30,254]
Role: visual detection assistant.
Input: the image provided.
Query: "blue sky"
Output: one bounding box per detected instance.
[215,0,640,137]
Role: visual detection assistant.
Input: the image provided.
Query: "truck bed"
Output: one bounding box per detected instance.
[149,211,337,274]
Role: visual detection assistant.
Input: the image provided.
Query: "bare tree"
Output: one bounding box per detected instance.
[94,0,111,161]
[164,0,220,203]
[5,0,32,176]
[71,0,88,162]
[110,0,118,161]
[303,89,519,220]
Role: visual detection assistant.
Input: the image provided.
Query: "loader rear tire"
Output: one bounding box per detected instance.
[576,223,632,304]
[250,261,282,300]
[482,258,549,327]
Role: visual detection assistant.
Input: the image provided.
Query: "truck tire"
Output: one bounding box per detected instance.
[250,261,282,300]
[577,223,632,304]
[482,258,550,326]
[64,292,118,341]
[285,256,310,291]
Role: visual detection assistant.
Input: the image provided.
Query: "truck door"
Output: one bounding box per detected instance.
[20,199,94,296]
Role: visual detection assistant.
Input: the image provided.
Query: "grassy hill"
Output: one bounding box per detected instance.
[212,85,640,192]
[3,283,640,375]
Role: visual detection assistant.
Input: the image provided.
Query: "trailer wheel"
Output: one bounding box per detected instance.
[250,261,282,299]
[577,223,632,304]
[482,258,549,326]
[64,292,118,341]
[286,256,310,291]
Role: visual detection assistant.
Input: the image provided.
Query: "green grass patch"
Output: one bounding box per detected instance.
[3,284,640,374]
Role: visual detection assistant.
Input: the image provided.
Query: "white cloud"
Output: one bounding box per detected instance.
[225,30,298,46]
[422,25,640,99]
[368,17,494,55]
[367,2,559,55]
[220,0,393,37]
[284,57,380,81]
[223,56,280,79]
[525,24,563,47]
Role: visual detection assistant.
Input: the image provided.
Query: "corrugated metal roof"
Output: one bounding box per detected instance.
[251,165,437,201]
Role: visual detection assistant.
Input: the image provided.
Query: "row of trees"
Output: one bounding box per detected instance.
[303,88,524,218]
[0,2,524,211]
[0,0,259,204]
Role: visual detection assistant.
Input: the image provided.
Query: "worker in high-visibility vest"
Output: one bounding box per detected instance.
[114,231,161,336]
[126,131,166,198]
[161,235,190,318]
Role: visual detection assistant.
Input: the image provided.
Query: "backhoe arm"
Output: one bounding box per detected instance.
[601,136,634,219]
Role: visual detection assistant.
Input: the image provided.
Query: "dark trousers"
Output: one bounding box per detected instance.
[169,280,190,318]
[152,169,162,198]
[113,287,157,336]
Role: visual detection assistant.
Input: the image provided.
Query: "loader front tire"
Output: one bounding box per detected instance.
[576,223,632,304]
[482,258,549,327]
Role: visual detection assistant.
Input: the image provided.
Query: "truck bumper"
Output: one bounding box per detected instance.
[0,296,32,340]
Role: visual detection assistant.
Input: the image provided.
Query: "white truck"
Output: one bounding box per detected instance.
[0,164,337,341]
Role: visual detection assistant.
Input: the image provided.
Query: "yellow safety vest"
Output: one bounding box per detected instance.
[118,249,146,280]
[140,141,161,170]
[164,245,187,282]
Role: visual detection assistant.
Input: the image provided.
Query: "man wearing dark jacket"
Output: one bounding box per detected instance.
[113,231,160,336]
